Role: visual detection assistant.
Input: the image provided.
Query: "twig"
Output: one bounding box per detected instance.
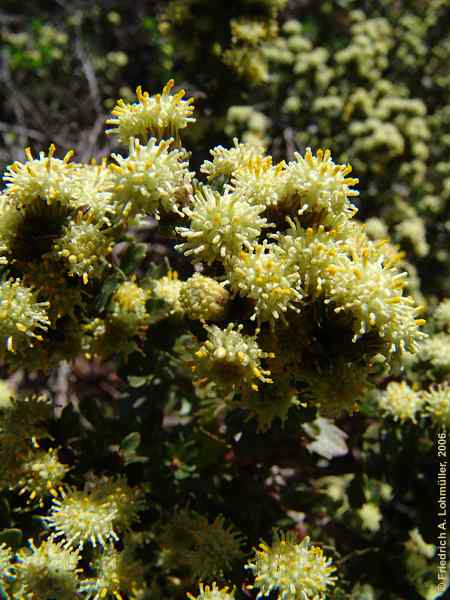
[74,35,102,116]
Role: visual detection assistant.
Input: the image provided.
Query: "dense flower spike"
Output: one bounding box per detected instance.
[46,476,146,549]
[281,222,426,357]
[230,155,287,208]
[14,538,82,600]
[434,299,450,332]
[106,80,195,144]
[246,531,337,600]
[176,187,269,265]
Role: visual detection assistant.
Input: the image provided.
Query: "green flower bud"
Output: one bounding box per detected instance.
[179,274,229,321]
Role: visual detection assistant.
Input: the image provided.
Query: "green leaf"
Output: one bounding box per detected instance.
[121,243,147,275]
[0,528,23,550]
[127,374,154,388]
[0,497,11,527]
[96,276,119,312]
[120,432,141,454]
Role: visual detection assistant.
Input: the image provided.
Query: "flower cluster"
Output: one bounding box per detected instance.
[0,394,65,505]
[0,72,437,598]
[245,531,337,600]
[175,134,425,413]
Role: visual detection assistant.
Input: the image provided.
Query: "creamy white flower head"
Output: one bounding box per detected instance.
[434,299,450,332]
[358,502,382,532]
[188,323,274,393]
[16,447,69,505]
[395,217,429,257]
[188,583,236,600]
[15,538,81,600]
[66,162,118,226]
[176,186,269,265]
[153,270,184,315]
[230,154,287,207]
[201,137,264,182]
[3,145,77,208]
[246,531,337,600]
[111,137,193,218]
[227,242,302,323]
[109,281,150,334]
[106,79,195,144]
[423,382,450,428]
[279,219,349,298]
[46,476,145,549]
[0,278,50,355]
[79,547,146,600]
[378,381,424,423]
[413,333,450,371]
[282,147,359,226]
[325,237,426,355]
[53,220,112,284]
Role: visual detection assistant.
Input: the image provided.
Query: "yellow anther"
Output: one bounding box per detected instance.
[163,79,175,95]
